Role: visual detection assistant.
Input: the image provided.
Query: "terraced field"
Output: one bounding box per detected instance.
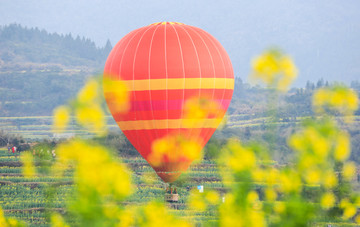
[3,115,359,140]
[0,148,224,226]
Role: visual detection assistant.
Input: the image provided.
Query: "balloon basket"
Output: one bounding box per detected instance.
[165,193,179,203]
[165,186,179,209]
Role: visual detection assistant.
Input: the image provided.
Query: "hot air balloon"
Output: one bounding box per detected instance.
[103,22,234,183]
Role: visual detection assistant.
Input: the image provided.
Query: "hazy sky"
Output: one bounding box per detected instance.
[1,0,359,87]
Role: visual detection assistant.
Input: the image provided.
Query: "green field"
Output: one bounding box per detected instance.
[0,147,225,226]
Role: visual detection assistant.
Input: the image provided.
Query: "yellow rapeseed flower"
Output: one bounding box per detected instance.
[265,168,279,186]
[205,191,220,205]
[0,207,7,227]
[312,89,328,113]
[312,85,359,116]
[103,77,130,114]
[343,161,356,181]
[189,190,207,212]
[250,49,298,92]
[149,135,201,166]
[225,140,256,172]
[141,202,192,227]
[279,170,302,193]
[252,168,265,182]
[20,152,36,178]
[247,191,259,204]
[77,79,99,104]
[75,104,106,134]
[321,192,336,209]
[334,132,350,162]
[265,187,277,201]
[343,203,357,219]
[355,215,360,224]
[55,139,132,199]
[273,202,286,214]
[323,170,338,189]
[53,105,70,132]
[305,168,321,185]
[51,213,69,227]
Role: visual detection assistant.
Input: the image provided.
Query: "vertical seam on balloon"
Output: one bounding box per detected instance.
[197,29,228,109]
[187,26,216,97]
[170,23,186,136]
[197,29,230,147]
[164,23,169,137]
[178,25,201,141]
[132,25,155,155]
[187,26,217,147]
[148,25,161,140]
[119,26,147,150]
[108,29,135,80]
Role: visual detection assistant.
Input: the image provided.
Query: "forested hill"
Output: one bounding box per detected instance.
[0,24,112,117]
[0,24,112,68]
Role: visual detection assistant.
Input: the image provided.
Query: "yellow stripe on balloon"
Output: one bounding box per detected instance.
[117,118,223,130]
[122,78,234,91]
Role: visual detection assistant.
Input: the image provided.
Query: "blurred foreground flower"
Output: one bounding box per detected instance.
[250,49,298,92]
[313,85,359,117]
[149,134,202,166]
[55,139,132,199]
[103,76,130,113]
[52,76,130,136]
[20,152,36,178]
[0,207,22,226]
[52,105,70,132]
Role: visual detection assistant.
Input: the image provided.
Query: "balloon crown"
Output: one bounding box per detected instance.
[150,22,185,26]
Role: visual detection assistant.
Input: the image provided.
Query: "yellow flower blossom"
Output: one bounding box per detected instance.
[225,140,256,172]
[313,85,359,116]
[77,79,99,104]
[273,202,286,214]
[139,202,192,227]
[250,49,298,92]
[53,105,70,132]
[343,162,356,181]
[265,188,277,201]
[75,104,106,134]
[305,168,321,185]
[343,203,357,219]
[248,210,265,227]
[355,215,360,224]
[51,213,69,227]
[321,192,336,209]
[265,168,279,186]
[117,206,136,227]
[20,152,36,178]
[247,191,259,204]
[312,89,328,111]
[103,77,130,113]
[149,134,201,166]
[184,97,223,119]
[252,168,265,182]
[0,208,7,227]
[205,191,220,205]
[279,170,302,193]
[323,170,338,189]
[56,139,132,199]
[188,190,207,212]
[334,132,350,162]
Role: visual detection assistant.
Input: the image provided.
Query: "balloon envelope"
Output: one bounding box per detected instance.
[104,22,234,182]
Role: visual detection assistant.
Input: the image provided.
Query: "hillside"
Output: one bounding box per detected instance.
[0,24,112,116]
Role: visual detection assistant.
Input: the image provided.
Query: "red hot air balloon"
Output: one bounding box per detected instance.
[104,22,234,183]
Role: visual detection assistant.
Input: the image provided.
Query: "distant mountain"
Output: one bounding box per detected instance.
[0,24,112,68]
[0,24,112,117]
